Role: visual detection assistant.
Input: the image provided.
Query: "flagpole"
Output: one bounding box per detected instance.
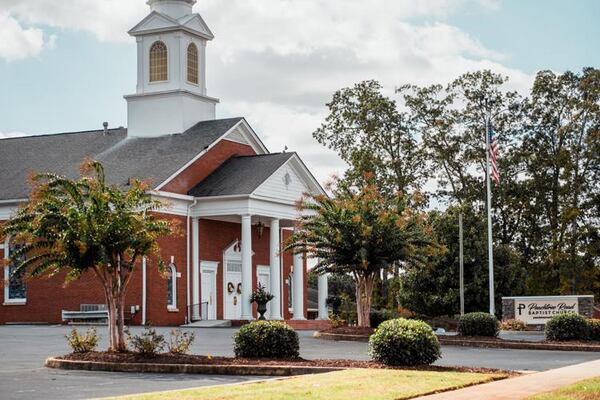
[485,113,495,316]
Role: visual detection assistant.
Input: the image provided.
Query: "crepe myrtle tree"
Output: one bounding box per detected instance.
[1,161,175,352]
[285,180,440,327]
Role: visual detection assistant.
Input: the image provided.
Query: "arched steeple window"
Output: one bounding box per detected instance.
[187,43,199,84]
[149,41,168,82]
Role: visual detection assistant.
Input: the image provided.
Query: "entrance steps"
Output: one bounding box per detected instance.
[182,320,232,328]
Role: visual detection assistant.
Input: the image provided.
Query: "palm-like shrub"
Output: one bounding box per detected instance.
[234,321,299,359]
[369,318,441,366]
[1,161,174,351]
[458,312,499,337]
[285,184,439,327]
[545,314,589,341]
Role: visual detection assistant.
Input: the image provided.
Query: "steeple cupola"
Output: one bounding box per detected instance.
[124,0,219,137]
[148,0,196,20]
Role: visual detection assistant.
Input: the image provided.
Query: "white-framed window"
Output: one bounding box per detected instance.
[4,237,27,305]
[167,262,177,310]
[187,42,198,84]
[149,41,168,82]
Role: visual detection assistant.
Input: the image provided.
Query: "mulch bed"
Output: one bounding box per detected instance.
[320,326,374,335]
[59,352,510,375]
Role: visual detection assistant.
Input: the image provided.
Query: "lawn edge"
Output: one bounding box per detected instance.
[313,332,600,352]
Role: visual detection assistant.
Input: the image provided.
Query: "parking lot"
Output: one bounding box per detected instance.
[1,325,599,400]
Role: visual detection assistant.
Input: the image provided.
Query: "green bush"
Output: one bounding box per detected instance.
[370,309,398,329]
[545,314,589,341]
[458,312,499,337]
[65,328,99,353]
[588,319,600,341]
[167,330,195,354]
[234,321,299,359]
[368,318,441,366]
[127,325,166,357]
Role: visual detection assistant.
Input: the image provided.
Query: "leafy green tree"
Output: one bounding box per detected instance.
[285,182,439,327]
[314,80,428,197]
[398,206,526,317]
[1,161,174,351]
[520,68,600,295]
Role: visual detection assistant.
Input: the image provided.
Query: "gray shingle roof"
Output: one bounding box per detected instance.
[0,118,243,201]
[188,152,295,197]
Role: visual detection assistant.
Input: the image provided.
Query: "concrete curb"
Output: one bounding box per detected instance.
[314,332,600,352]
[44,357,344,376]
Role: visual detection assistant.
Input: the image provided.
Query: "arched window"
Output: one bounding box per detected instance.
[149,41,168,82]
[3,237,27,303]
[167,263,177,309]
[187,43,198,84]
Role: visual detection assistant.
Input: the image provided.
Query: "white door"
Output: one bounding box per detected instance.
[225,261,242,320]
[257,266,271,319]
[200,262,217,320]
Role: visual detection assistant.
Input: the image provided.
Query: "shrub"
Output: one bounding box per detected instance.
[168,330,195,354]
[368,318,441,366]
[370,309,398,329]
[458,312,499,337]
[588,319,600,341]
[501,319,527,331]
[128,325,165,357]
[545,314,589,341]
[234,321,299,359]
[65,328,99,353]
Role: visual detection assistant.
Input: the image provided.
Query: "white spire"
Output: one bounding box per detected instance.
[147,0,196,19]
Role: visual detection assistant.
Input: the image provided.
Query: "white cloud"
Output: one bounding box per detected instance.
[0,0,533,185]
[0,13,47,61]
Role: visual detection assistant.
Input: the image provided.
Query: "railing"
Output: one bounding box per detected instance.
[188,302,209,322]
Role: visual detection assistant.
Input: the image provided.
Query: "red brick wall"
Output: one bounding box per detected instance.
[160,140,256,194]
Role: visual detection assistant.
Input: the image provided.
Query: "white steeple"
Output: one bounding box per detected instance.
[124,0,219,137]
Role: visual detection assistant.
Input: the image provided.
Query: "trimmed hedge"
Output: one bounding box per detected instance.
[368,318,441,366]
[234,321,300,359]
[588,319,600,341]
[545,314,589,341]
[458,312,499,337]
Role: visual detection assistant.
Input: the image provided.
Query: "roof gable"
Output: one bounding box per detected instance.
[129,10,214,40]
[128,11,180,35]
[178,14,214,39]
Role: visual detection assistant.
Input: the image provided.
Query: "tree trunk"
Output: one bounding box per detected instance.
[356,274,375,328]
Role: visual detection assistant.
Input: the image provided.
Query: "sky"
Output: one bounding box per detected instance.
[0,0,598,185]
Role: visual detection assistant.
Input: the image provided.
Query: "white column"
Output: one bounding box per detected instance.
[317,272,328,320]
[142,256,147,325]
[269,218,282,320]
[292,251,305,320]
[240,214,253,320]
[192,217,200,320]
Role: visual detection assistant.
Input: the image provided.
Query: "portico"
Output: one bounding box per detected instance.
[185,152,327,323]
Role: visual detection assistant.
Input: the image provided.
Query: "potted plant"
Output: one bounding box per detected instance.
[250,284,275,320]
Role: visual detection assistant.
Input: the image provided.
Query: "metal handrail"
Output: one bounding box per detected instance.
[188,302,209,322]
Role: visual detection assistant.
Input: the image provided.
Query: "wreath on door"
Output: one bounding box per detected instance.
[227,282,235,294]
[236,282,242,294]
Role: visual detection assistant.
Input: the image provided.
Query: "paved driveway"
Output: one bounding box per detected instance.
[1,325,599,400]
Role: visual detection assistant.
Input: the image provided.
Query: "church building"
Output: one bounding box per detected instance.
[0,0,330,328]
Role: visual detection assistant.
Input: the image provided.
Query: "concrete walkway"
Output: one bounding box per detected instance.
[416,359,600,400]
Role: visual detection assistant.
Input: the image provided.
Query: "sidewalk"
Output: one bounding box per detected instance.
[416,358,600,400]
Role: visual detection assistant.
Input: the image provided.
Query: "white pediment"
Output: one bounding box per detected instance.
[179,14,214,39]
[129,11,180,35]
[253,155,325,203]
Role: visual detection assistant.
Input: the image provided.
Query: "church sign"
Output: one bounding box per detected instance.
[502,295,594,326]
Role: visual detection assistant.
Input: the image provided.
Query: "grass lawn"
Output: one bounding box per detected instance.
[109,369,507,400]
[527,377,600,400]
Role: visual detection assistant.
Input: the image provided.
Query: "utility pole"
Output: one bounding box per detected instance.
[459,212,465,316]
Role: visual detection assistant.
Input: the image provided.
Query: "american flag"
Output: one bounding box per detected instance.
[489,127,500,184]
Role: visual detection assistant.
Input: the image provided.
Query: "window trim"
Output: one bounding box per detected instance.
[149,40,168,83]
[3,237,27,306]
[186,42,199,85]
[167,262,177,311]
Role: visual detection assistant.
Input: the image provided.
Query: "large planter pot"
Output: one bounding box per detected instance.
[257,302,268,320]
